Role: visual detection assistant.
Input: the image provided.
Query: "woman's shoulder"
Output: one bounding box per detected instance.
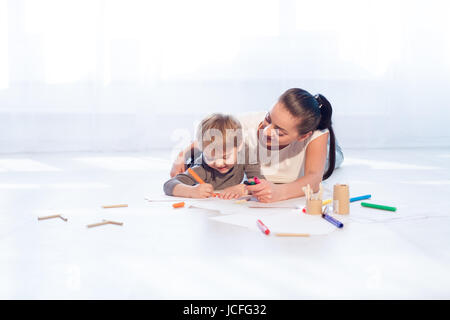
[288,129,329,153]
[309,128,329,141]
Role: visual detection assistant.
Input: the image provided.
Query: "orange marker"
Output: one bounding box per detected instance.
[172,202,185,208]
[187,168,206,184]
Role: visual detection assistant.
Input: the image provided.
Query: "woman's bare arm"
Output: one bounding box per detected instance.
[170,141,198,177]
[247,133,328,202]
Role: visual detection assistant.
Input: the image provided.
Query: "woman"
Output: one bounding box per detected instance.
[170,88,344,202]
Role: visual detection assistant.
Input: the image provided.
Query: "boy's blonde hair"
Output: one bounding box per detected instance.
[196,113,243,154]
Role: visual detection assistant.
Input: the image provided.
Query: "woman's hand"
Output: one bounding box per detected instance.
[218,184,248,200]
[245,179,283,203]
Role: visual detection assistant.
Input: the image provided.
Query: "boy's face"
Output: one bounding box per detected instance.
[203,146,238,174]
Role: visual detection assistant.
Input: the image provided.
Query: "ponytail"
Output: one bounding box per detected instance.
[315,94,336,180]
[279,88,337,180]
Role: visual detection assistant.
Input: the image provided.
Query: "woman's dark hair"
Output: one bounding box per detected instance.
[279,88,336,180]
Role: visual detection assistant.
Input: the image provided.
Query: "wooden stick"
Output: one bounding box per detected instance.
[87,220,124,228]
[102,204,128,209]
[275,233,310,237]
[87,221,110,228]
[38,214,67,221]
[38,214,61,220]
[105,220,123,226]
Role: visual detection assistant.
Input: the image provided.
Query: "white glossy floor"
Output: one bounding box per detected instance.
[1,148,449,299]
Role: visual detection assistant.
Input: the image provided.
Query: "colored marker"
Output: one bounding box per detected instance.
[254,177,261,184]
[361,202,397,212]
[322,213,344,228]
[350,194,371,202]
[187,168,206,184]
[244,180,255,185]
[172,202,185,208]
[256,219,270,235]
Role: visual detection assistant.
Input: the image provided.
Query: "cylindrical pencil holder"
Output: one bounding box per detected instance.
[306,199,322,215]
[333,184,350,214]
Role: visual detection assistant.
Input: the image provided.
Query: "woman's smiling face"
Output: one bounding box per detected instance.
[258,102,311,149]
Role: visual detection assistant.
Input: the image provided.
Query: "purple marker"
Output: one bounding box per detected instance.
[322,206,344,228]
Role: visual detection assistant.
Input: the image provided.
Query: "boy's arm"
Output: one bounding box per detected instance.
[163,166,208,197]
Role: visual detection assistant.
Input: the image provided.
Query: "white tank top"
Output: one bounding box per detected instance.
[237,112,329,184]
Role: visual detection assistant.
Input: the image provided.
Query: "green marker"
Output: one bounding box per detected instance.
[361,202,397,212]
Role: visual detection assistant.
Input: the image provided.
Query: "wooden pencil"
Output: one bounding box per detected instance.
[105,220,124,226]
[275,233,310,237]
[87,221,110,228]
[38,214,63,221]
[102,204,128,209]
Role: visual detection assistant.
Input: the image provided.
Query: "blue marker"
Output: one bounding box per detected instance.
[321,206,344,228]
[350,194,371,202]
[322,213,344,228]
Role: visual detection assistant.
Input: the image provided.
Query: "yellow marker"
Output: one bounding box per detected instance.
[322,199,332,206]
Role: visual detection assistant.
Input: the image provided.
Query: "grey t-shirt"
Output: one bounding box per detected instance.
[164,148,264,196]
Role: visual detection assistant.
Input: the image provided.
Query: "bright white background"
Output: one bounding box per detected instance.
[1,0,450,153]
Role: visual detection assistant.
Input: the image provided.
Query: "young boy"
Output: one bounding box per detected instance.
[163,113,264,199]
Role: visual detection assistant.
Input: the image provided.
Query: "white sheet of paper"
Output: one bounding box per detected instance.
[210,210,347,235]
[248,197,307,209]
[146,194,257,214]
[144,195,209,202]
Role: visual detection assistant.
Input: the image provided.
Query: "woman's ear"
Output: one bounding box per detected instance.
[297,131,313,142]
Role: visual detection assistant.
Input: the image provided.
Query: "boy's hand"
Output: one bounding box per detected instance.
[190,183,214,198]
[218,184,248,200]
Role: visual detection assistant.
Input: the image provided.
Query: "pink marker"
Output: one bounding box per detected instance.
[256,219,270,235]
[254,177,261,184]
